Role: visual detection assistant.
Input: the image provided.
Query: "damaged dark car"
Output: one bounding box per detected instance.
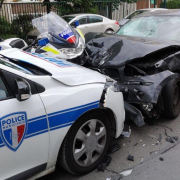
[71,10,180,126]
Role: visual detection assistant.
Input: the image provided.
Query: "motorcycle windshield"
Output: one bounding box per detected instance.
[32,12,76,44]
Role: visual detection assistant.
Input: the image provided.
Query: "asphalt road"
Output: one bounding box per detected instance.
[39,115,180,180]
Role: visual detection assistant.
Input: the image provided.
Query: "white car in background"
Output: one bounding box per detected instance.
[0,48,125,179]
[62,14,120,34]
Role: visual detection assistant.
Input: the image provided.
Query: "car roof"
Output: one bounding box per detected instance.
[62,14,104,18]
[137,8,167,11]
[132,9,180,18]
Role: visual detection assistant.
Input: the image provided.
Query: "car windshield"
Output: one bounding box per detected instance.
[117,16,180,42]
[62,16,75,23]
[0,58,33,75]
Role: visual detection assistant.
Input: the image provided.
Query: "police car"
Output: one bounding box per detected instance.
[0,48,125,179]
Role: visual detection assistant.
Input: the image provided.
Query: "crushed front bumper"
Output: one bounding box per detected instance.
[103,88,125,138]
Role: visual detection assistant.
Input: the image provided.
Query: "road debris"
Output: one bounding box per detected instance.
[106,175,122,180]
[158,134,162,142]
[159,157,164,161]
[127,154,134,161]
[166,136,179,143]
[97,156,112,172]
[133,142,138,146]
[108,143,121,154]
[121,126,131,138]
[120,169,133,177]
[143,144,145,147]
[148,134,156,139]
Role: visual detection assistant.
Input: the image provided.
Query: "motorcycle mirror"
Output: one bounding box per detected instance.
[74,20,80,28]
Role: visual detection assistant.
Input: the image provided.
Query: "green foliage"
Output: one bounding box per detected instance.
[0,0,4,9]
[0,14,36,40]
[11,14,34,40]
[166,0,180,9]
[0,17,12,38]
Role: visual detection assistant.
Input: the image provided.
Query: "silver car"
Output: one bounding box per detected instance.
[62,14,120,34]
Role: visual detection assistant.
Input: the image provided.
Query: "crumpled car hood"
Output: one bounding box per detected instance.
[86,33,180,67]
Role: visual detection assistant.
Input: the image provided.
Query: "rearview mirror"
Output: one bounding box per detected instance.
[15,78,31,101]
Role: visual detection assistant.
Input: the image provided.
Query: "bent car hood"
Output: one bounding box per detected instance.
[0,49,106,86]
[86,34,180,67]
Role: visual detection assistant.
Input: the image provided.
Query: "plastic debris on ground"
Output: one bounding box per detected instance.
[127,154,134,161]
[121,126,131,138]
[108,143,121,154]
[97,156,112,172]
[120,169,133,177]
[158,134,162,142]
[166,136,179,143]
[133,142,138,146]
[159,157,164,161]
[106,174,122,180]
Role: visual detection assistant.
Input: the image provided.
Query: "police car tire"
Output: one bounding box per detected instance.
[58,110,111,175]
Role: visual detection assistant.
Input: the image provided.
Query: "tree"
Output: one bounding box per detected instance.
[0,0,4,9]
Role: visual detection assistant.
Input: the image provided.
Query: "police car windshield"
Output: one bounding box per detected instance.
[0,58,33,75]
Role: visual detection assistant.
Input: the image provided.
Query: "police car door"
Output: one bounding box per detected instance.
[0,66,49,179]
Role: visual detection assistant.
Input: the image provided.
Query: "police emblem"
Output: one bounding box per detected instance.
[0,112,28,151]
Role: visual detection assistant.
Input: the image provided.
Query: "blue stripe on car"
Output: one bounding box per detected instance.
[0,101,99,148]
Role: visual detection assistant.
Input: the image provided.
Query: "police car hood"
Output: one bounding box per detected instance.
[0,49,106,86]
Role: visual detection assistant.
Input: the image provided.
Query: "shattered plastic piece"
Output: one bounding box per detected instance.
[148,134,156,139]
[97,156,112,172]
[127,154,134,161]
[174,136,179,141]
[121,126,131,138]
[143,144,145,147]
[166,136,178,143]
[158,134,162,142]
[140,140,143,142]
[133,142,138,146]
[159,157,164,161]
[120,169,133,177]
[106,175,122,180]
[108,143,121,154]
[123,143,126,147]
[141,158,144,163]
[152,144,155,146]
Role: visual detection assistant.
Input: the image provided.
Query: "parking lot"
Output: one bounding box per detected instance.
[40,115,180,180]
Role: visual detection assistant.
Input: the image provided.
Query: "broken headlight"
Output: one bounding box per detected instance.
[59,37,85,58]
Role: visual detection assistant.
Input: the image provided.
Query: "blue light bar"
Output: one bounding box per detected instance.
[38,38,49,47]
[0,46,2,51]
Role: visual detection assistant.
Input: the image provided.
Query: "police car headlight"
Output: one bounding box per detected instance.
[105,76,120,92]
[59,37,85,58]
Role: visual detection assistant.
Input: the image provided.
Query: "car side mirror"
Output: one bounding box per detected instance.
[74,20,80,28]
[15,78,31,101]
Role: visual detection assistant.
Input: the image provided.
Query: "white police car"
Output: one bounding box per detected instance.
[0,48,125,179]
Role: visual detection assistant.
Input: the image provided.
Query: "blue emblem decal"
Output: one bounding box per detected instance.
[0,112,28,151]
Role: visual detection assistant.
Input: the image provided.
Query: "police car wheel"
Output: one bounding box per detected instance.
[58,110,111,175]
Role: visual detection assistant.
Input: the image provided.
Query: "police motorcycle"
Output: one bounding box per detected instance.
[0,12,87,64]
